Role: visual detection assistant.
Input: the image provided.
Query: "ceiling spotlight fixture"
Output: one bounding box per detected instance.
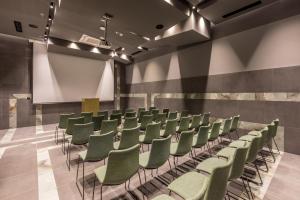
[192,6,196,10]
[99,26,105,31]
[121,47,125,51]
[137,46,142,50]
[115,31,124,37]
[143,36,150,41]
[46,26,49,29]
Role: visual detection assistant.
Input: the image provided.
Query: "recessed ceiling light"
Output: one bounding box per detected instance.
[99,26,105,31]
[137,46,143,50]
[121,47,125,51]
[50,5,54,9]
[129,31,137,35]
[115,31,123,37]
[48,17,52,21]
[192,6,196,10]
[143,36,150,41]
[46,26,49,29]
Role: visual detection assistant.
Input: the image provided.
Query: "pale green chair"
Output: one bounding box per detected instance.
[98,111,108,120]
[123,117,138,130]
[139,136,172,182]
[99,119,118,136]
[206,121,222,154]
[114,127,139,150]
[139,122,161,150]
[92,115,105,131]
[55,113,75,144]
[124,111,136,118]
[92,144,141,200]
[125,108,134,113]
[200,112,210,126]
[151,109,160,121]
[160,119,177,138]
[110,113,122,125]
[149,106,156,112]
[81,112,93,123]
[176,116,191,133]
[192,125,210,155]
[271,119,280,153]
[76,131,114,199]
[189,114,202,130]
[219,118,233,140]
[112,109,122,114]
[168,111,178,120]
[230,115,240,138]
[137,107,146,119]
[180,110,189,118]
[155,113,167,126]
[139,110,151,123]
[140,114,153,131]
[66,122,94,170]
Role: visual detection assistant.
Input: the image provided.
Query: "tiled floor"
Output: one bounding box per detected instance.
[0,124,298,200]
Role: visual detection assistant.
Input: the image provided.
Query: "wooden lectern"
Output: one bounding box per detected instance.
[82,98,99,116]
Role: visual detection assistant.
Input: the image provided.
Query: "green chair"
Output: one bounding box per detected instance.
[140,114,153,131]
[151,109,160,121]
[139,136,172,182]
[110,113,122,125]
[99,119,118,136]
[168,111,178,120]
[271,119,280,153]
[62,117,85,154]
[123,117,138,129]
[114,127,139,150]
[139,122,161,150]
[167,156,233,200]
[163,108,170,116]
[137,107,146,119]
[176,116,191,133]
[170,130,194,174]
[92,144,141,200]
[125,108,134,113]
[180,110,189,118]
[112,109,122,114]
[206,121,222,154]
[92,115,105,131]
[219,118,233,140]
[76,131,114,199]
[149,106,156,112]
[80,112,93,123]
[55,113,75,144]
[189,114,202,130]
[230,115,240,138]
[200,112,210,126]
[192,125,210,155]
[98,111,108,120]
[155,113,167,126]
[124,111,136,118]
[160,119,177,138]
[139,110,151,123]
[66,122,94,170]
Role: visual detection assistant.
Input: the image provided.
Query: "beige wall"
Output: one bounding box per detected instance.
[127,14,300,84]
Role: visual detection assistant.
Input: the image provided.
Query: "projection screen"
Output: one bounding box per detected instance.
[32,43,114,104]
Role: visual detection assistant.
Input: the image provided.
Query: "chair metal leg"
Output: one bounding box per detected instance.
[273,138,280,153]
[260,152,269,172]
[235,129,239,138]
[55,126,58,144]
[267,144,276,162]
[100,184,103,200]
[138,171,142,185]
[241,178,251,200]
[245,177,254,200]
[173,156,177,176]
[92,175,96,200]
[254,163,263,185]
[143,168,147,183]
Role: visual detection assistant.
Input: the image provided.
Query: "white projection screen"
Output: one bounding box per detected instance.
[33,43,114,104]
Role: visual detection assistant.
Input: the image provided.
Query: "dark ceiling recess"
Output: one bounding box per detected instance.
[29,24,38,28]
[14,21,23,32]
[156,24,164,29]
[223,0,262,18]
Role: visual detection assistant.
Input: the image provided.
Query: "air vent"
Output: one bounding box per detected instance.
[222,1,262,18]
[79,34,100,47]
[131,51,142,56]
[14,21,23,32]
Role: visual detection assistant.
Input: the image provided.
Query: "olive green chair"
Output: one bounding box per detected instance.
[160,119,177,138]
[112,109,122,114]
[230,115,240,138]
[155,113,167,126]
[219,118,233,140]
[206,121,222,154]
[139,110,151,123]
[140,114,153,131]
[99,119,118,136]
[167,156,233,200]
[139,122,161,150]
[55,113,75,144]
[151,109,160,121]
[192,125,210,155]
[98,111,108,120]
[114,127,139,150]
[80,112,93,123]
[123,117,138,130]
[176,116,191,133]
[92,144,141,200]
[124,111,136,118]
[180,110,189,118]
[139,136,172,182]
[62,117,85,154]
[200,112,210,126]
[92,115,105,131]
[271,119,280,153]
[189,114,202,130]
[168,111,178,120]
[66,122,94,170]
[170,130,194,174]
[76,131,114,199]
[149,106,156,112]
[110,113,122,125]
[125,108,134,113]
[137,107,146,119]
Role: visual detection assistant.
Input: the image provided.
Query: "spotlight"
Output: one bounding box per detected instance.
[99,26,105,31]
[192,6,196,10]
[137,46,143,50]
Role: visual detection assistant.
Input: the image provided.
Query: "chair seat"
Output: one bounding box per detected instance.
[196,157,227,174]
[229,140,246,148]
[168,171,207,200]
[139,152,150,168]
[139,135,145,142]
[248,130,262,136]
[151,194,175,200]
[113,141,120,149]
[217,147,236,159]
[79,150,87,160]
[94,165,107,183]
[239,135,255,142]
[170,143,178,155]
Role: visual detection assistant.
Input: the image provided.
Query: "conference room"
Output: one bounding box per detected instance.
[1,0,300,200]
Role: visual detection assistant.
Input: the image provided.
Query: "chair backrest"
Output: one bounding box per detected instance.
[100,119,118,135]
[123,117,138,129]
[71,122,94,145]
[137,107,146,118]
[139,110,151,123]
[98,111,108,120]
[58,113,75,129]
[140,114,153,130]
[204,156,233,200]
[146,136,172,168]
[118,127,139,149]
[66,117,85,135]
[124,111,136,118]
[151,109,160,121]
[208,121,222,140]
[92,115,105,131]
[125,108,134,113]
[112,109,122,114]
[267,123,276,141]
[180,110,189,118]
[143,122,161,143]
[80,112,93,123]
[168,111,178,120]
[271,119,279,138]
[190,114,202,129]
[149,106,156,112]
[162,108,169,115]
[221,118,232,134]
[161,119,178,137]
[193,126,210,147]
[103,144,140,185]
[260,127,269,145]
[230,115,240,131]
[175,130,194,155]
[84,131,114,161]
[201,112,210,126]
[177,116,191,132]
[155,113,167,125]
[245,132,261,163]
[110,113,122,125]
